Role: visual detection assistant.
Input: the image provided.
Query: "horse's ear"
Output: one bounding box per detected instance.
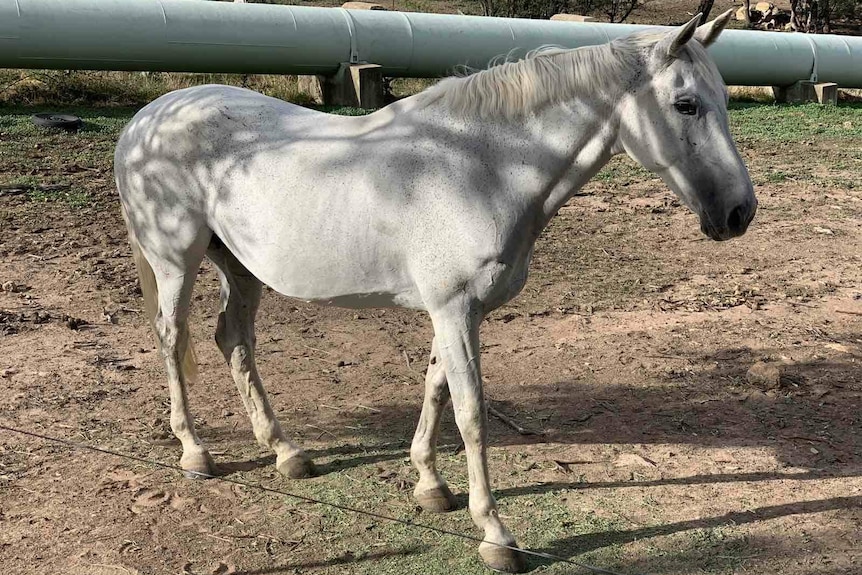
[694,9,734,47]
[658,14,702,60]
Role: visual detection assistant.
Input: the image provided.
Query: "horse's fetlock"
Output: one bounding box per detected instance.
[410,445,434,469]
[469,501,499,526]
[170,413,192,436]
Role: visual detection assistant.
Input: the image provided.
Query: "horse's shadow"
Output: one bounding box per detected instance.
[215,440,410,477]
[233,545,425,575]
[215,331,862,480]
[527,495,862,571]
[224,335,860,571]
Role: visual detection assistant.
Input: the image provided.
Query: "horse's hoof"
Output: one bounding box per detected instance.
[479,543,529,573]
[180,450,217,480]
[415,485,457,513]
[277,453,316,479]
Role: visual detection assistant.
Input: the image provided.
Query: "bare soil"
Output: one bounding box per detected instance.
[2,105,862,575]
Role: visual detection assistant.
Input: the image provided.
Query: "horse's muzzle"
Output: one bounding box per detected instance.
[701,198,758,241]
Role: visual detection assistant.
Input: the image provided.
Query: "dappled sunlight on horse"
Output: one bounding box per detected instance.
[114,10,754,572]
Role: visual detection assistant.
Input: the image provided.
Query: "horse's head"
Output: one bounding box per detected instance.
[616,11,756,241]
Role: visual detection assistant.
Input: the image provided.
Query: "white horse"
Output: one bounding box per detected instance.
[115,11,754,572]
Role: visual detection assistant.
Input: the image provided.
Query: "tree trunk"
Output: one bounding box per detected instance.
[608,0,640,23]
[696,0,715,24]
[742,0,752,26]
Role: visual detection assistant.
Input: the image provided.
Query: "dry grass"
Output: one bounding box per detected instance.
[6,71,839,110]
[728,85,776,103]
[0,69,318,107]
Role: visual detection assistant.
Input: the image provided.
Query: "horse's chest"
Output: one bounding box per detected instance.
[474,249,534,311]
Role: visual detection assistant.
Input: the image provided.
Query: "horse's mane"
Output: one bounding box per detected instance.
[418,31,670,119]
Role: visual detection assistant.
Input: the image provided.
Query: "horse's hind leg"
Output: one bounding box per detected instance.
[149,238,217,479]
[411,337,458,512]
[207,242,315,479]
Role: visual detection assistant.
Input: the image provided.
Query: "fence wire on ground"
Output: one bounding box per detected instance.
[0,424,644,575]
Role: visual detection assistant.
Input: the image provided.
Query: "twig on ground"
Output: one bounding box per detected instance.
[88,565,135,574]
[353,404,381,413]
[299,342,332,356]
[306,424,337,439]
[203,532,233,544]
[836,309,862,316]
[486,401,542,436]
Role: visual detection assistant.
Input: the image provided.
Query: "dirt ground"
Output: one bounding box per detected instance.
[1,101,862,575]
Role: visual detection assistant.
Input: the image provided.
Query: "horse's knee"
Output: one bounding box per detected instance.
[454,404,486,445]
[428,377,449,406]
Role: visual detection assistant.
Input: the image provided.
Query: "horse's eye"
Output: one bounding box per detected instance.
[674,100,698,116]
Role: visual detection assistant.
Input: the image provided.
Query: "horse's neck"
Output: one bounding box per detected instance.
[527,102,619,226]
[408,99,618,228]
[435,100,617,236]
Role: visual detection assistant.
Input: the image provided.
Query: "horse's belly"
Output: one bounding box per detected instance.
[298,290,423,310]
[269,270,425,311]
[215,222,423,310]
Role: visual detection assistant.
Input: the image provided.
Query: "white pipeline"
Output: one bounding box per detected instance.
[0,0,860,87]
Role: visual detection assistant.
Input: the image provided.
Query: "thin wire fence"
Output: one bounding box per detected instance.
[0,424,643,575]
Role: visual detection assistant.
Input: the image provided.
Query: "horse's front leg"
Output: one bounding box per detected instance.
[429,299,527,574]
[411,337,458,512]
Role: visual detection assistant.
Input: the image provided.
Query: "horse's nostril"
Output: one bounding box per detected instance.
[727,204,747,235]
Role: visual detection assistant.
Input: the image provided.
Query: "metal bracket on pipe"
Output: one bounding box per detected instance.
[339,8,361,64]
[803,34,819,82]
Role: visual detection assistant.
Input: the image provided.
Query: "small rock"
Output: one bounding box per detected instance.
[0,281,28,293]
[809,447,820,455]
[813,226,834,235]
[746,361,782,390]
[64,315,89,330]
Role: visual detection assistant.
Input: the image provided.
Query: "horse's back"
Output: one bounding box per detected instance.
[115,84,315,176]
[115,85,424,308]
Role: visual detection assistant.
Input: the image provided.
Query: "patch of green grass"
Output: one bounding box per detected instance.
[312,105,374,116]
[27,186,91,208]
[3,174,41,188]
[0,105,133,132]
[828,176,859,190]
[595,157,654,185]
[729,102,862,142]
[762,170,791,184]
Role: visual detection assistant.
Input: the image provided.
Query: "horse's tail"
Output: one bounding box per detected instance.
[122,206,199,384]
